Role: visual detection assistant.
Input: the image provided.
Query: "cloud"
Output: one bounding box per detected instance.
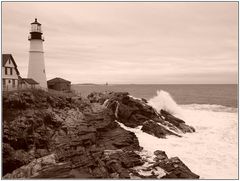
[2,2,238,84]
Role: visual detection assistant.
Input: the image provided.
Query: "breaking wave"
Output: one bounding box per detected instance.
[124,90,238,179]
[148,90,182,116]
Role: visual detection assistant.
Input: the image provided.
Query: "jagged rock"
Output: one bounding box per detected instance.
[89,92,196,136]
[33,163,95,178]
[3,154,57,179]
[141,120,182,138]
[102,149,144,178]
[3,143,33,175]
[160,109,195,133]
[178,123,196,133]
[160,109,185,126]
[106,92,160,128]
[138,151,199,179]
[3,90,199,179]
[158,157,199,179]
[154,150,168,161]
[103,149,144,168]
[87,92,109,104]
[98,125,141,151]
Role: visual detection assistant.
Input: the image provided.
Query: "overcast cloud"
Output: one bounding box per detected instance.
[2,2,238,84]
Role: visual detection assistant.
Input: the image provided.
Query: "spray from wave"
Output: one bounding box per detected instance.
[148,90,182,117]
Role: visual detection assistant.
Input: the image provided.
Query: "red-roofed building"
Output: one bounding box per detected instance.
[2,54,20,90]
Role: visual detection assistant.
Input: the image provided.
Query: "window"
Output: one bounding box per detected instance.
[8,80,11,83]
[12,79,15,87]
[5,67,7,75]
[9,59,11,64]
[3,79,6,86]
[10,68,13,75]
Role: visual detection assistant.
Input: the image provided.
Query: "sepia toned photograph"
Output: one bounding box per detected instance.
[1,1,238,179]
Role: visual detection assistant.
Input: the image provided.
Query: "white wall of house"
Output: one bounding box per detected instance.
[2,57,19,90]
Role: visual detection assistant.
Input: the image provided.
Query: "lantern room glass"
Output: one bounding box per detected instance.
[31,24,42,33]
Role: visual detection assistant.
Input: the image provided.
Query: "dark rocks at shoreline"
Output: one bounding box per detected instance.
[3,89,199,179]
[94,91,196,135]
[156,155,200,179]
[130,150,199,179]
[141,120,182,138]
[160,157,199,179]
[160,110,195,133]
[3,89,142,178]
[106,92,161,128]
[87,92,110,104]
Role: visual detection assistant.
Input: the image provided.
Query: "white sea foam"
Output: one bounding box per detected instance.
[181,103,238,113]
[118,90,238,179]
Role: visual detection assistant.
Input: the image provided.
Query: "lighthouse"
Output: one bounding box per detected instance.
[27,18,47,89]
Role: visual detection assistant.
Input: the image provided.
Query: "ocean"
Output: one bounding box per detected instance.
[72,84,238,179]
[72,84,237,108]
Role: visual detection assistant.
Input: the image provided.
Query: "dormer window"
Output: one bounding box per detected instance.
[5,67,7,75]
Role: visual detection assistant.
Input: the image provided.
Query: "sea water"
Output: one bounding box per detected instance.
[144,90,237,179]
[73,84,238,179]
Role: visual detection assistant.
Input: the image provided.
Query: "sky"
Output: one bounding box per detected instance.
[2,2,238,84]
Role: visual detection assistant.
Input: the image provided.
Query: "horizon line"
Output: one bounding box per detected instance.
[72,83,238,85]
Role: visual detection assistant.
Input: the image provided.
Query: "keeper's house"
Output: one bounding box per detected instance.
[47,77,71,91]
[2,54,20,90]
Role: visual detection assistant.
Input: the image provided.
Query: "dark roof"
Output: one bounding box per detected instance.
[47,77,71,85]
[22,78,39,85]
[31,18,41,25]
[18,75,23,81]
[2,54,20,75]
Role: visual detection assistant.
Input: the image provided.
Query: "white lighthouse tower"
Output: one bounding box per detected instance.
[27,18,47,89]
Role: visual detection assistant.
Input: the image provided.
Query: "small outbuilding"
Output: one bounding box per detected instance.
[47,77,71,91]
[19,77,39,89]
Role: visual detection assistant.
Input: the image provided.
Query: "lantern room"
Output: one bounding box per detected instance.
[28,18,44,41]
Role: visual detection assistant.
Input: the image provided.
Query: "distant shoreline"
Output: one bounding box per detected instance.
[73,83,237,86]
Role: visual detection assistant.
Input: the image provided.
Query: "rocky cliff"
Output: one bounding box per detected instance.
[3,89,199,179]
